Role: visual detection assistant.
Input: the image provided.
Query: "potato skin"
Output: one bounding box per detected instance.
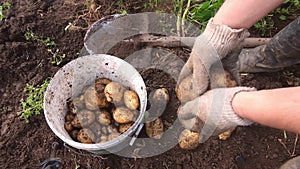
[176,75,198,103]
[77,128,95,144]
[95,109,112,125]
[178,129,200,150]
[124,90,139,110]
[145,118,164,139]
[84,86,99,110]
[77,109,96,127]
[112,107,135,124]
[104,82,126,105]
[119,122,133,134]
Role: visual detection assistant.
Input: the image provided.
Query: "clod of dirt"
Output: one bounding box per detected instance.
[104,82,126,105]
[179,129,200,150]
[124,90,140,110]
[145,118,164,139]
[112,107,135,124]
[84,86,99,110]
[176,75,198,103]
[119,122,133,134]
[95,109,112,125]
[77,109,96,127]
[77,128,95,144]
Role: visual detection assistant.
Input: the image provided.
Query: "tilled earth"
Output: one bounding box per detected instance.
[0,0,299,168]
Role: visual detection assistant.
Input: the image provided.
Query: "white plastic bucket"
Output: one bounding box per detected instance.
[44,54,147,153]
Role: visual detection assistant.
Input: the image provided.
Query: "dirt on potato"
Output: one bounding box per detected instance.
[0,0,299,169]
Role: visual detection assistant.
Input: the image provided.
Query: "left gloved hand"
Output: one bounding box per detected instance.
[177,18,250,102]
[178,87,256,143]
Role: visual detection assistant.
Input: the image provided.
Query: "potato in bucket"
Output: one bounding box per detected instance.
[43,54,147,153]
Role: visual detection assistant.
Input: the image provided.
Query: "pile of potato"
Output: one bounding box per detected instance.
[64,78,140,144]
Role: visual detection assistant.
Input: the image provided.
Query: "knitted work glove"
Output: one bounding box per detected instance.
[177,19,249,102]
[178,87,256,143]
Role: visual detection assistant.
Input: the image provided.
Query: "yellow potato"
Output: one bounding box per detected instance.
[95,109,112,125]
[112,107,135,124]
[77,128,95,144]
[124,90,139,110]
[178,129,200,150]
[84,86,99,110]
[176,75,198,103]
[77,109,96,127]
[119,122,133,134]
[145,118,164,139]
[104,82,126,105]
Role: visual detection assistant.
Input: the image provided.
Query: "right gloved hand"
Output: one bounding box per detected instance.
[177,18,249,102]
[178,87,255,143]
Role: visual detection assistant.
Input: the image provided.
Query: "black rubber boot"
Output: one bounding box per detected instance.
[239,17,300,73]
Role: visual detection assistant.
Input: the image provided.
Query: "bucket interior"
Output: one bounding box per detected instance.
[44,54,147,152]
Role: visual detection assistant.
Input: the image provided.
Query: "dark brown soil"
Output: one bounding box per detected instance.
[0,0,299,169]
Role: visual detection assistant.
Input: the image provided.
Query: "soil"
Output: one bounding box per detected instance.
[1,0,299,169]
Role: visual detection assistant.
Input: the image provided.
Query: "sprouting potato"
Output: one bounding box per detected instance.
[145,118,164,139]
[119,122,133,134]
[77,109,96,127]
[104,82,126,105]
[112,107,135,124]
[64,121,73,132]
[95,78,112,93]
[95,109,112,125]
[179,129,200,150]
[124,90,139,110]
[84,86,99,110]
[77,128,95,144]
[176,75,198,103]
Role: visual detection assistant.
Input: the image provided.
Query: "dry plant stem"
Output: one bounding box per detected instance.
[125,35,271,48]
[278,134,298,157]
[181,0,191,36]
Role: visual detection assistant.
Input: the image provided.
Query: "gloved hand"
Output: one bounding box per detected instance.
[177,18,249,101]
[178,87,256,143]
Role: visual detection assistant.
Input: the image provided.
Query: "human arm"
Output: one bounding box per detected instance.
[233,87,300,134]
[214,0,284,28]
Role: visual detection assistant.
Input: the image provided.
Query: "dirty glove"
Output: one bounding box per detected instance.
[178,87,256,143]
[177,19,249,101]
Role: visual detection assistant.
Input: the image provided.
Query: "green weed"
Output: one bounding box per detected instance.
[25,30,57,47]
[144,0,162,9]
[174,0,223,35]
[19,79,50,123]
[0,2,11,21]
[48,49,66,66]
[254,0,300,36]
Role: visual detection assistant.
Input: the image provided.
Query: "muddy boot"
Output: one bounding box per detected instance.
[280,156,300,169]
[239,17,300,73]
